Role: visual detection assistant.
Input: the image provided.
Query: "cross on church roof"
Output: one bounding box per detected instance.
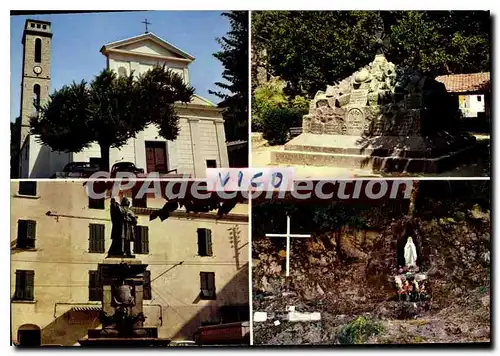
[142,18,151,34]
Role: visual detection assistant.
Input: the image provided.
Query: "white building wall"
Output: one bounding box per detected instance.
[199,120,220,168]
[469,95,485,113]
[107,53,188,83]
[175,119,195,174]
[459,94,486,118]
[67,118,200,175]
[23,135,70,178]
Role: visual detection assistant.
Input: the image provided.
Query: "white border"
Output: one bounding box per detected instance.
[3,5,497,355]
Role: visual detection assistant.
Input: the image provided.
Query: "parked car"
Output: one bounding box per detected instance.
[111,161,144,176]
[194,321,250,345]
[61,162,100,177]
[168,340,197,347]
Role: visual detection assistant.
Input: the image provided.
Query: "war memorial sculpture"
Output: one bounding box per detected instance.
[272,52,477,173]
[79,197,169,346]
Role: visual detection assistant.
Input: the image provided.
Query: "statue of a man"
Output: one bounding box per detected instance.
[108,197,138,258]
[404,236,418,268]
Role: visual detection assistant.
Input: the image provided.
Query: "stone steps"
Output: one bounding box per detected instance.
[272,144,477,174]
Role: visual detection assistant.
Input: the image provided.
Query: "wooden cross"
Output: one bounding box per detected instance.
[142,18,151,33]
[265,215,312,277]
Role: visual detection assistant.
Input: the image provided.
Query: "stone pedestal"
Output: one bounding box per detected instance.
[273,133,477,173]
[78,258,170,346]
[273,54,478,174]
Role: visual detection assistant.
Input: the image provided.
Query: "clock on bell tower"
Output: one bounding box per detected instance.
[19,19,52,148]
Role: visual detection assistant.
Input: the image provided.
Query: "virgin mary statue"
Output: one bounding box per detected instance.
[404,236,418,268]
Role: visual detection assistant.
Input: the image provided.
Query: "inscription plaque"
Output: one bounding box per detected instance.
[346,108,366,135]
[349,89,368,106]
[349,89,369,106]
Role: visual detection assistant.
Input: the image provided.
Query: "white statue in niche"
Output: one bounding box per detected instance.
[404,236,418,268]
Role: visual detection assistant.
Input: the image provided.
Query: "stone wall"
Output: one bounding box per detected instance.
[301,54,440,137]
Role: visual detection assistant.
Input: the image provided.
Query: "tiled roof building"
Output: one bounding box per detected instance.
[435,72,490,93]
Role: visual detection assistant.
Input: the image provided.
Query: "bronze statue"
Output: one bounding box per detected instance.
[108,197,138,258]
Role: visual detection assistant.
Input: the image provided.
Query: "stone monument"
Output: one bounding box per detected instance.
[79,197,169,346]
[272,51,477,173]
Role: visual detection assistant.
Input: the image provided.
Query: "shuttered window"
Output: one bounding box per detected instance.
[17,220,36,249]
[18,181,37,196]
[143,270,152,300]
[197,229,213,256]
[88,270,102,301]
[14,270,34,301]
[89,224,105,253]
[132,194,147,208]
[134,226,149,254]
[88,197,105,210]
[200,272,216,300]
[220,305,250,323]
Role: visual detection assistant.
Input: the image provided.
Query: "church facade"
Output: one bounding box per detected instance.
[10,180,249,345]
[17,19,229,178]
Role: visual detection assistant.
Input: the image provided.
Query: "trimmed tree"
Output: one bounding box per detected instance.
[31,66,194,171]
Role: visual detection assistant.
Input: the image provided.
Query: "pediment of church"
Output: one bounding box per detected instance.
[191,94,216,107]
[101,33,195,62]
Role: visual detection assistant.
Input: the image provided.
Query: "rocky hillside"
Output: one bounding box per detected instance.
[252,204,491,345]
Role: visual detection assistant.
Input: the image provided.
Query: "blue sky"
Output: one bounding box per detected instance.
[10,11,231,122]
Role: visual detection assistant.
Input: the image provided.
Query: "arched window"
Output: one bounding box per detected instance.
[34,39,42,63]
[33,84,40,114]
[118,66,127,78]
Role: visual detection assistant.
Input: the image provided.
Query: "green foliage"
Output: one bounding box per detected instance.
[31,66,194,170]
[253,11,490,97]
[261,106,305,145]
[252,201,371,238]
[252,77,288,131]
[413,336,425,343]
[438,217,457,226]
[388,11,490,76]
[210,11,249,142]
[289,95,309,110]
[252,76,310,132]
[454,211,466,221]
[337,316,384,344]
[313,203,369,232]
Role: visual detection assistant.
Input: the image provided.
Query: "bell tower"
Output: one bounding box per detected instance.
[19,19,52,148]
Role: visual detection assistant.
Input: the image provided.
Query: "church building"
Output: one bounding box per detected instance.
[17,19,229,178]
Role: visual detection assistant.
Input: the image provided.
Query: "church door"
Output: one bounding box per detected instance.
[145,141,168,173]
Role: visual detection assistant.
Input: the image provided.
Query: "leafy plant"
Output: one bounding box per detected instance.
[261,106,305,145]
[252,77,288,131]
[337,316,384,344]
[289,95,309,110]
